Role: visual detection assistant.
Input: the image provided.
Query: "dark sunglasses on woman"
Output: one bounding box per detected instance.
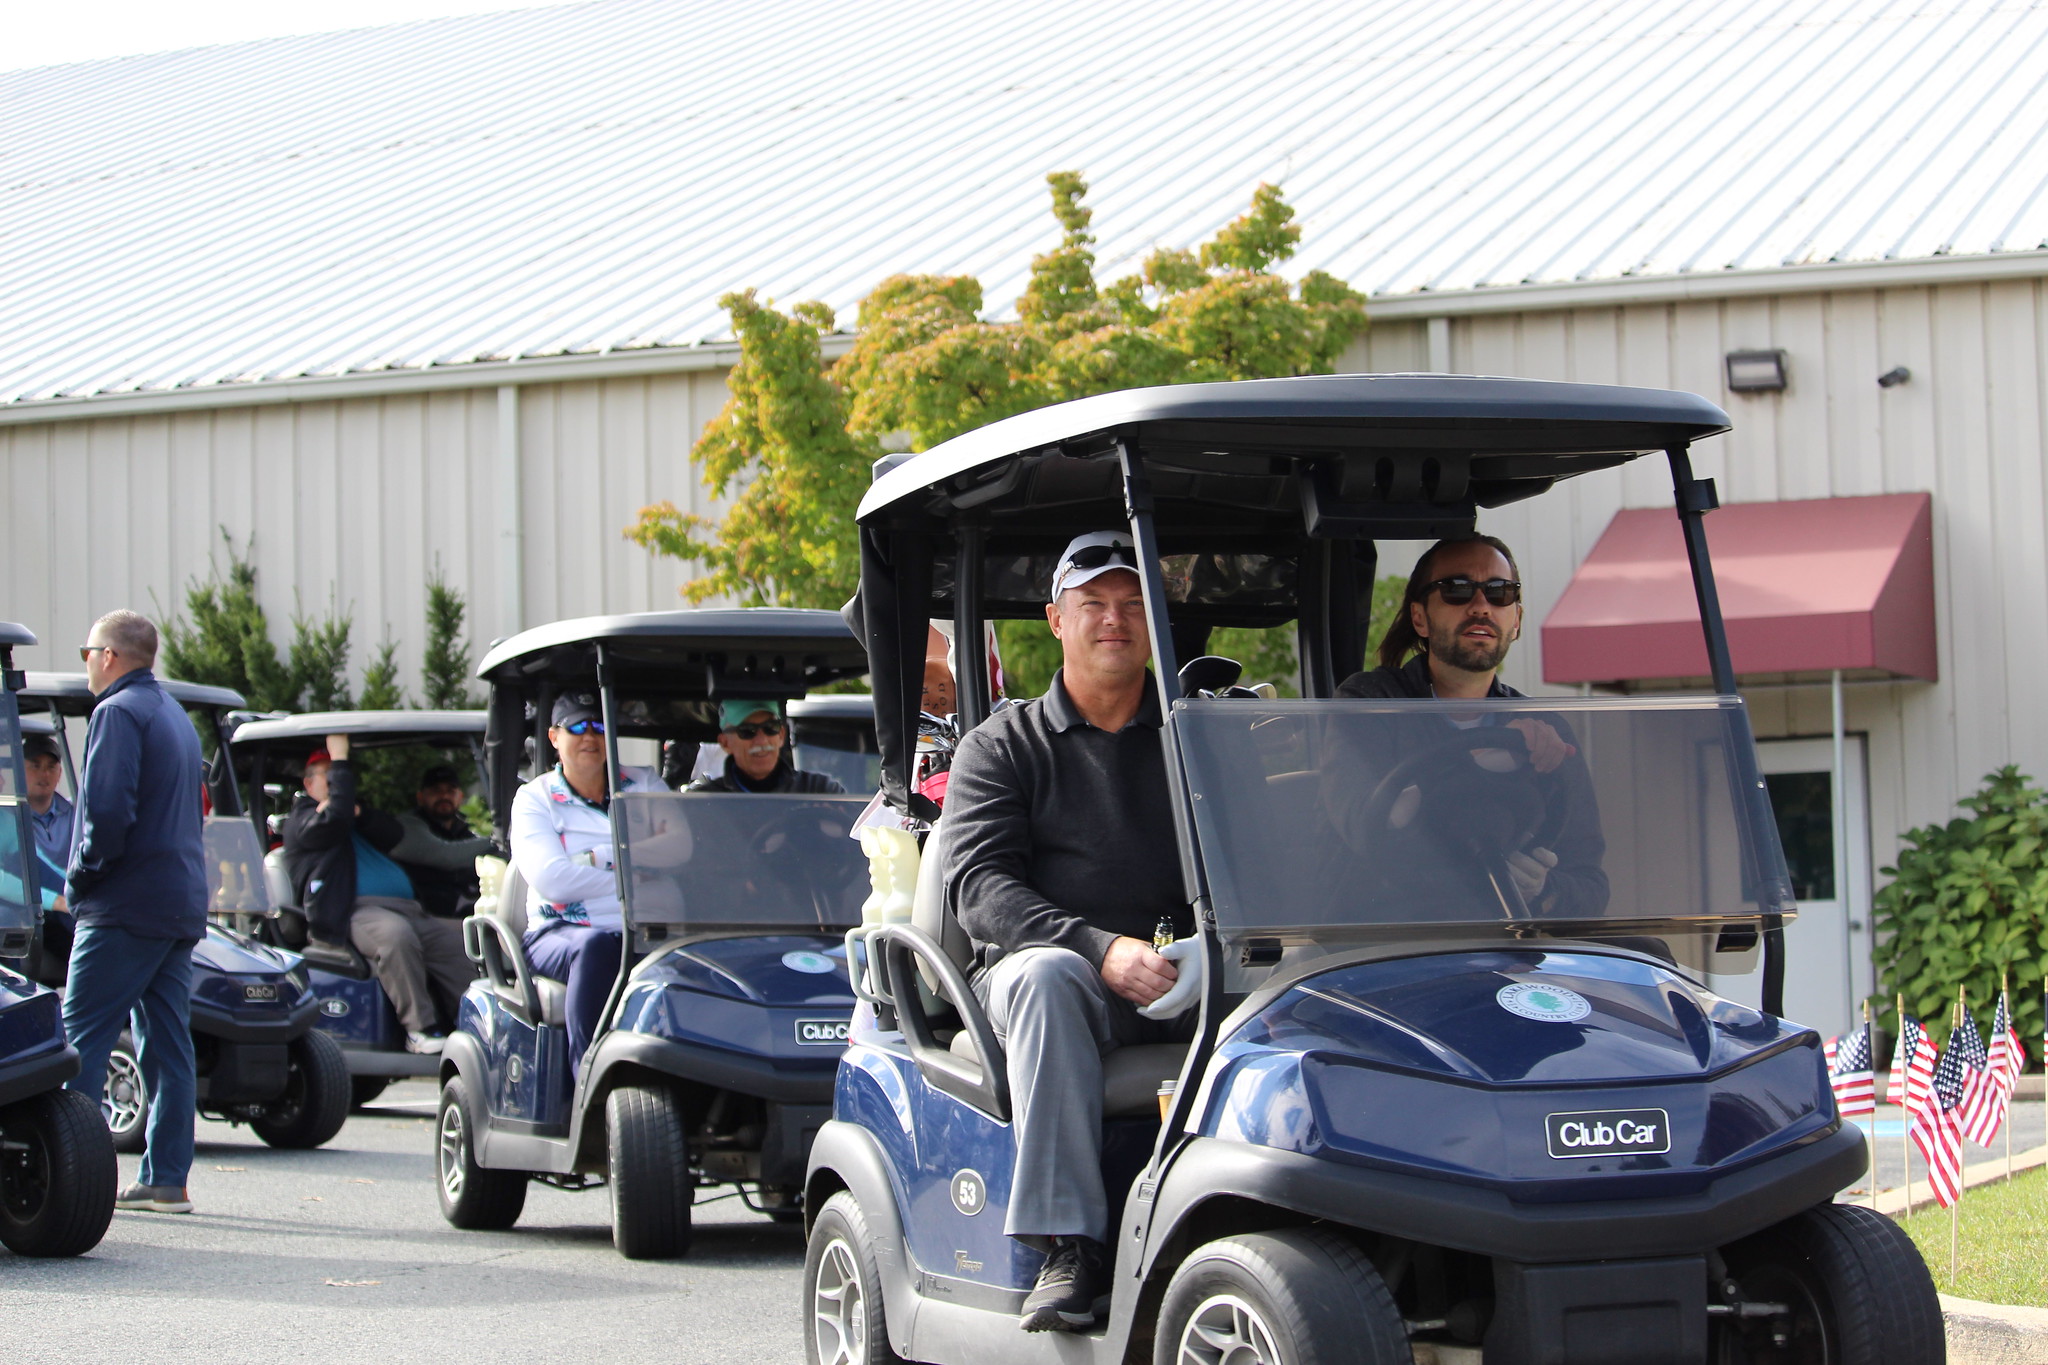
[1423,576,1522,608]
[729,721,785,740]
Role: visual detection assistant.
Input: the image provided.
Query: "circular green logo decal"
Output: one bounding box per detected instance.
[782,949,837,975]
[1496,982,1591,1023]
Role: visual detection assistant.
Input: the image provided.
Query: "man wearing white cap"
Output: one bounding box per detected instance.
[939,530,1193,1332]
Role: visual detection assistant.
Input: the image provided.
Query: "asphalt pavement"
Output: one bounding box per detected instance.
[1838,1099,2044,1198]
[0,1081,809,1364]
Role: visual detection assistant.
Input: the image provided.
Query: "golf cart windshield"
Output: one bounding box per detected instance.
[204,817,271,917]
[1178,695,1791,943]
[615,792,871,936]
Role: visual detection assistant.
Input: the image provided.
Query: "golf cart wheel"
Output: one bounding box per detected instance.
[349,1076,390,1109]
[249,1029,351,1149]
[103,1030,149,1155]
[605,1082,692,1260]
[803,1190,902,1365]
[1715,1202,1943,1365]
[1155,1228,1409,1365]
[0,1089,117,1257]
[436,1073,526,1229]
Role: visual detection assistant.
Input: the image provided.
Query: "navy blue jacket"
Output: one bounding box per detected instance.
[66,670,207,941]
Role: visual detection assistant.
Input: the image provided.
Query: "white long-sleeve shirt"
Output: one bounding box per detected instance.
[509,765,664,932]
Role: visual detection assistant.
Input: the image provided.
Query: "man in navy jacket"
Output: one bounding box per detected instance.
[63,610,206,1215]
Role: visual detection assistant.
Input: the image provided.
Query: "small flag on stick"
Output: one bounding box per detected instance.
[1827,1021,1876,1120]
[1911,1015,1969,1209]
[1889,1011,1936,1117]
[1986,984,2024,1094]
[1956,999,2006,1147]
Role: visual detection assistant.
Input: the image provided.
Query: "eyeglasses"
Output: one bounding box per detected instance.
[728,721,785,740]
[1423,576,1523,608]
[78,645,112,661]
[559,719,605,736]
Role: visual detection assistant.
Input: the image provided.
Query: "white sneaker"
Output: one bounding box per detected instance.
[406,1031,447,1054]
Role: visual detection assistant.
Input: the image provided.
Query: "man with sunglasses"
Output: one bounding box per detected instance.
[1335,534,1606,917]
[686,700,845,794]
[940,530,1193,1333]
[509,692,666,1077]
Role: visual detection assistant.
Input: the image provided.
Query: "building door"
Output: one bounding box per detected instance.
[1725,736,1871,1035]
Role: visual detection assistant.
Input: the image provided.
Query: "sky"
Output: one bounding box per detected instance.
[6,1,576,71]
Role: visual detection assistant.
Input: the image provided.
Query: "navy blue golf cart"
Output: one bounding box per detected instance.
[807,375,1942,1365]
[0,624,115,1257]
[435,608,874,1258]
[21,674,350,1153]
[228,708,489,1106]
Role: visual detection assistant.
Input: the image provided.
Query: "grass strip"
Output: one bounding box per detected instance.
[1896,1165,2048,1306]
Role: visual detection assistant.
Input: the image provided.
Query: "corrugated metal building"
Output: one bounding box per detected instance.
[6,0,2048,1027]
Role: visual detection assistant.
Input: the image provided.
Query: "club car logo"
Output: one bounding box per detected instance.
[1496,982,1591,1024]
[1545,1108,1671,1159]
[795,1018,851,1046]
[950,1169,986,1217]
[244,983,280,1002]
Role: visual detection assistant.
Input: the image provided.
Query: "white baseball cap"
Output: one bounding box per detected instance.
[1050,530,1140,600]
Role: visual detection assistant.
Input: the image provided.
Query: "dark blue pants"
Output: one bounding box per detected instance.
[523,922,622,1079]
[64,925,198,1189]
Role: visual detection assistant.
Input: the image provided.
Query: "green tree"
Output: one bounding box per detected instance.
[627,173,1369,613]
[421,569,478,709]
[1872,766,2048,1057]
[287,604,353,711]
[158,531,295,710]
[358,639,406,711]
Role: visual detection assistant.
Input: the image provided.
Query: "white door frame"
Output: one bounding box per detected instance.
[1747,733,1872,1034]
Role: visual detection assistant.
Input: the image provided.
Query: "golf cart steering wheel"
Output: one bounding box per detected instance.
[1353,727,1550,919]
[750,806,856,922]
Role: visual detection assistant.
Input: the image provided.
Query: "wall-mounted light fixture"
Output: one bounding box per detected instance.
[1878,366,1911,388]
[1725,349,1788,393]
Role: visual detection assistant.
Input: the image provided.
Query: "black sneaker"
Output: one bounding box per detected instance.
[1019,1236,1108,1332]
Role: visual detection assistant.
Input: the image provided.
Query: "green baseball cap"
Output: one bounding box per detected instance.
[719,699,782,729]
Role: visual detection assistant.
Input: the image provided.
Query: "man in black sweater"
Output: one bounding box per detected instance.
[939,531,1193,1333]
[686,700,845,794]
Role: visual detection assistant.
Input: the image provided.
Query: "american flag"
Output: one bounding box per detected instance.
[1888,1014,1937,1118]
[1986,989,2025,1094]
[1826,1023,1876,1119]
[1955,1006,2005,1146]
[1910,1032,1969,1208]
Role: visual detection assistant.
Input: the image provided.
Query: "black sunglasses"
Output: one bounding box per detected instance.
[1423,576,1522,608]
[558,718,605,736]
[1063,543,1136,571]
[728,721,785,740]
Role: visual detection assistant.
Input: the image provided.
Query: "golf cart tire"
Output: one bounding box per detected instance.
[803,1190,903,1365]
[1716,1201,1944,1365]
[103,1030,148,1154]
[607,1082,693,1260]
[349,1075,390,1109]
[1154,1229,1409,1365]
[250,1028,351,1149]
[0,1089,117,1258]
[437,1073,527,1229]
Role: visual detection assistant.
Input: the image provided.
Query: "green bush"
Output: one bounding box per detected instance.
[1872,765,2047,1055]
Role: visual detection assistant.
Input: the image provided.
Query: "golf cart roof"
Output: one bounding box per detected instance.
[857,374,1730,532]
[477,608,868,697]
[229,710,486,749]
[20,714,54,736]
[787,695,875,722]
[0,623,34,649]
[20,672,247,715]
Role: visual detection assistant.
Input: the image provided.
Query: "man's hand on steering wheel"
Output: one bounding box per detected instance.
[1505,845,1558,902]
[1101,936,1177,1007]
[1505,718,1574,773]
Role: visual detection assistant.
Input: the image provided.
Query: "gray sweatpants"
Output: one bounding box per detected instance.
[349,896,475,1033]
[973,946,1182,1242]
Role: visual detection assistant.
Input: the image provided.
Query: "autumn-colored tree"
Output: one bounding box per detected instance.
[627,173,1376,688]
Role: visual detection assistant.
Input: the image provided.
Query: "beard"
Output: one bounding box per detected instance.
[1428,624,1513,675]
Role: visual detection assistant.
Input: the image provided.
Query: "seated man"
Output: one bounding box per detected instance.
[391,764,493,920]
[1336,532,1606,917]
[510,692,664,1077]
[283,736,474,1052]
[686,700,845,794]
[22,734,73,951]
[940,531,1194,1333]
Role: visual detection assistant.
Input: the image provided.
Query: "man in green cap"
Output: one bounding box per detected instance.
[687,700,846,794]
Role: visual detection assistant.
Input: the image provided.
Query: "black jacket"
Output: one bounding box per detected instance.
[281,760,405,942]
[66,670,207,940]
[686,758,845,794]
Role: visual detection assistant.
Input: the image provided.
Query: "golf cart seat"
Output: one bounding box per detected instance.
[261,848,375,976]
[467,865,568,1028]
[912,820,1186,1120]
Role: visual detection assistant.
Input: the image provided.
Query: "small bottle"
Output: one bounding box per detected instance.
[1154,917,1176,950]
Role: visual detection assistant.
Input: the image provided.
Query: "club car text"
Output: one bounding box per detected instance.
[1544,1108,1671,1159]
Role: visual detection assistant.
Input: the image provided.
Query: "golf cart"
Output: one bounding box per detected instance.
[435,608,873,1258]
[228,709,490,1106]
[20,674,350,1152]
[806,375,1941,1365]
[0,624,116,1257]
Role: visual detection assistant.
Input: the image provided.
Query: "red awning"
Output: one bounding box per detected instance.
[1542,492,1936,685]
